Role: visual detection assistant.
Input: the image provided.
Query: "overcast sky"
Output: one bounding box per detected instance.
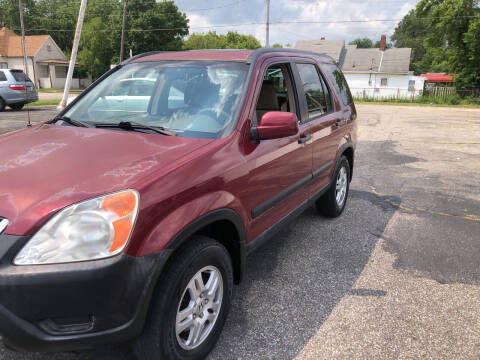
[174,0,419,46]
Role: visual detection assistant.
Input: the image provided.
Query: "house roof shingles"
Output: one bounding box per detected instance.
[0,27,49,57]
[295,38,412,75]
[294,39,345,63]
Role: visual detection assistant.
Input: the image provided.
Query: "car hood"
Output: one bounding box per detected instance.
[0,124,213,235]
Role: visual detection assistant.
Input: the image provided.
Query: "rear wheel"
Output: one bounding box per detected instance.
[0,98,5,112]
[316,155,350,217]
[10,104,24,110]
[135,236,233,360]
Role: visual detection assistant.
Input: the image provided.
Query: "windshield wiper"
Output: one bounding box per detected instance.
[95,121,176,136]
[52,116,92,128]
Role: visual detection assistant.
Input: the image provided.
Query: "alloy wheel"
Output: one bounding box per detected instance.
[175,266,223,350]
[335,166,348,207]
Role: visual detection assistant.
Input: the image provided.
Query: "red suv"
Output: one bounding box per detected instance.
[0,49,356,359]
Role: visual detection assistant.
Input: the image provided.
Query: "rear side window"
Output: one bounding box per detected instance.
[0,71,6,81]
[10,70,32,83]
[296,63,330,118]
[324,64,353,106]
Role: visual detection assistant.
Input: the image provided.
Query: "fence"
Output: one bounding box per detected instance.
[350,87,423,100]
[351,87,480,101]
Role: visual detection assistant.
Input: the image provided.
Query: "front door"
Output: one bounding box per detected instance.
[244,58,313,241]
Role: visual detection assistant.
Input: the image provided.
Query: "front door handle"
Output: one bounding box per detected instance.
[298,134,312,144]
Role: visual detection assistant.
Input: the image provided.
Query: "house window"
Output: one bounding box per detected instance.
[55,66,67,78]
[381,78,388,86]
[46,45,52,52]
[0,62,7,69]
[38,64,49,78]
[408,80,415,91]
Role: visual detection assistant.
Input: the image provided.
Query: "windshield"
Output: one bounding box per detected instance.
[64,61,249,139]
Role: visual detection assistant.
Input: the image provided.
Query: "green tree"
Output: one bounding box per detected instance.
[0,0,38,33]
[272,43,283,48]
[77,18,113,79]
[183,31,261,50]
[393,0,480,88]
[391,9,433,74]
[348,37,374,48]
[120,0,188,55]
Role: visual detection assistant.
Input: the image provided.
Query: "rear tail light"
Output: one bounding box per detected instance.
[9,84,25,91]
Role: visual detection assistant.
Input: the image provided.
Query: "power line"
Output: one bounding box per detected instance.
[17,15,480,33]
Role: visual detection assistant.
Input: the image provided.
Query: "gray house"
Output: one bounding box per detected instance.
[295,36,425,98]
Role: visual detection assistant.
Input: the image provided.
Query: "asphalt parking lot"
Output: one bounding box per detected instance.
[0,104,479,359]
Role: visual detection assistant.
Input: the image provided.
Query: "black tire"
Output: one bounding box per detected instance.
[316,155,351,218]
[9,104,24,110]
[0,98,5,112]
[134,236,233,360]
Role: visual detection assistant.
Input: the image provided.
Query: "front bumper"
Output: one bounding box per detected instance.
[0,234,170,352]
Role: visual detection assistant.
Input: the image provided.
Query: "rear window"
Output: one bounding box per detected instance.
[324,64,353,106]
[10,70,32,83]
[0,71,6,81]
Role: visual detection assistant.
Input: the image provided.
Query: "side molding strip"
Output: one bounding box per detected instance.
[251,160,333,219]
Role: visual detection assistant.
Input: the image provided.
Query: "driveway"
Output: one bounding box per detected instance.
[0,104,479,359]
[0,106,57,134]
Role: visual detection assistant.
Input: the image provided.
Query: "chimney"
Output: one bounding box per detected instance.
[380,34,387,51]
[320,36,325,40]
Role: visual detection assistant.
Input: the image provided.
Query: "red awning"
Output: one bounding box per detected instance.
[421,73,454,83]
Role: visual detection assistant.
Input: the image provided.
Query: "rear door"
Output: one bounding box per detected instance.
[294,61,345,196]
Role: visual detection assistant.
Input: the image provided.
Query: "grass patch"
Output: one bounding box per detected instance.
[37,88,83,94]
[355,94,480,108]
[355,100,480,108]
[28,100,59,106]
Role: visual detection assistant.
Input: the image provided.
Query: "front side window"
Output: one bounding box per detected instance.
[297,63,330,118]
[255,63,297,122]
[65,61,249,139]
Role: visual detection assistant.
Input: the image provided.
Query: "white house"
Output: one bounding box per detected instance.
[295,36,425,99]
[0,27,91,89]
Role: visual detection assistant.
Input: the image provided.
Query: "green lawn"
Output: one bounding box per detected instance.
[354,100,480,109]
[28,100,59,106]
[37,88,83,94]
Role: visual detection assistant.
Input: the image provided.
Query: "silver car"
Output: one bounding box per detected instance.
[0,69,38,111]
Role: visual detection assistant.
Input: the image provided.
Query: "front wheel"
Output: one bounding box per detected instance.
[316,155,351,217]
[135,236,233,360]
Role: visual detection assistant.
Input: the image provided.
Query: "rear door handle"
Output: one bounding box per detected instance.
[298,134,312,144]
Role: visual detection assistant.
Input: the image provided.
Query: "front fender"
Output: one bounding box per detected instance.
[136,191,247,257]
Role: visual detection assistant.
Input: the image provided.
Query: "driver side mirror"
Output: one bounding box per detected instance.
[250,111,299,141]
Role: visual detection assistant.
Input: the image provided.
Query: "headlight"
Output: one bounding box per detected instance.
[14,190,139,265]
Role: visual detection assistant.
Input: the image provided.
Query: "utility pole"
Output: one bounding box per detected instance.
[119,0,127,62]
[18,0,29,78]
[59,0,87,110]
[18,0,31,127]
[265,0,270,47]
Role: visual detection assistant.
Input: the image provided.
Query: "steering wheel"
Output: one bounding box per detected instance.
[197,108,230,124]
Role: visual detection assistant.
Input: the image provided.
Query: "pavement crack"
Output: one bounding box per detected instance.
[370,186,480,222]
